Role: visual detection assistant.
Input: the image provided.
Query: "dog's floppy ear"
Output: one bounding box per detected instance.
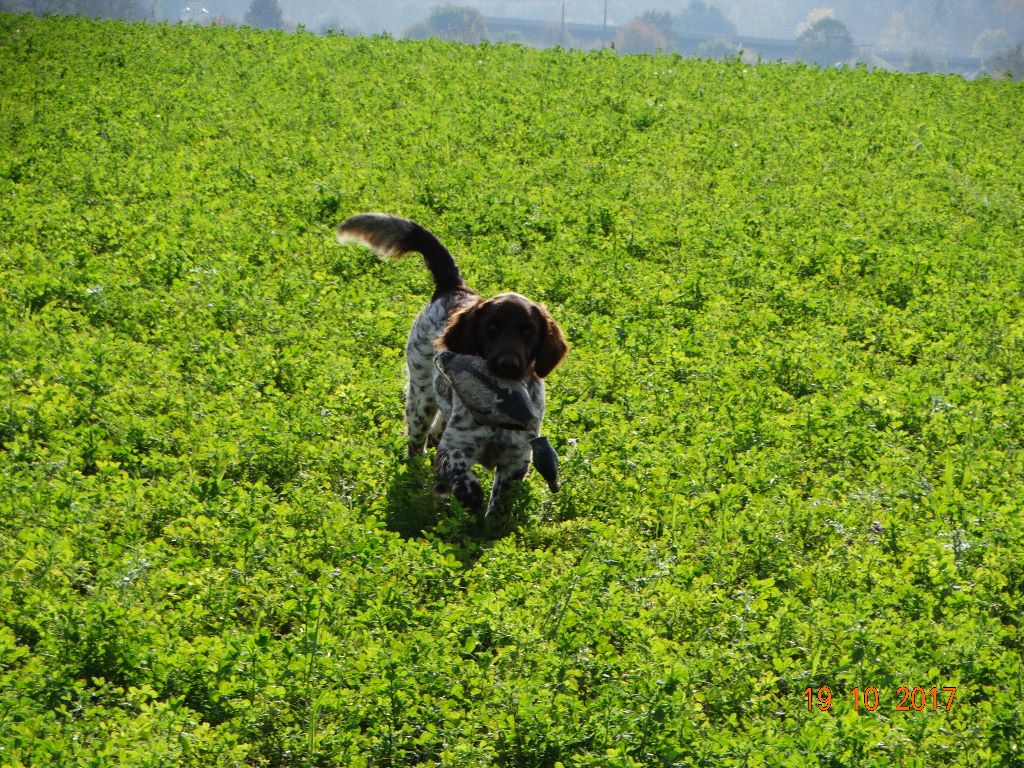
[533,304,569,378]
[438,301,481,355]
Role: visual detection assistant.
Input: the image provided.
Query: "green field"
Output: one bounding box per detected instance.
[2,13,1023,766]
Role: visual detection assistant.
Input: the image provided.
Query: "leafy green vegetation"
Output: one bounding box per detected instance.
[2,12,1023,766]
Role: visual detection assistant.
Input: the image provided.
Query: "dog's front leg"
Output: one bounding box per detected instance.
[433,444,483,513]
[432,394,488,512]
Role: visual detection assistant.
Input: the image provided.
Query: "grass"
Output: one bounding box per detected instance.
[1,12,1023,766]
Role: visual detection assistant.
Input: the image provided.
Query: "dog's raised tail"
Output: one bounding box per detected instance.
[337,213,467,297]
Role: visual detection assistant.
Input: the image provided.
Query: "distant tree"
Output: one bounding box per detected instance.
[675,1,735,36]
[985,42,1024,80]
[972,29,1013,61]
[878,1,1021,60]
[972,29,1022,78]
[796,16,855,65]
[404,5,488,44]
[244,0,284,29]
[795,7,834,38]
[615,18,668,55]
[639,10,674,43]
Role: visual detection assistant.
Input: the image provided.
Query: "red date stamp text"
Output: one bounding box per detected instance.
[803,686,957,713]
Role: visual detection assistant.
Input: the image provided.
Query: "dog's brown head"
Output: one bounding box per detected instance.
[438,293,568,380]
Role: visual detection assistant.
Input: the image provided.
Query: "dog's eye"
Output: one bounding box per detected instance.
[485,321,501,335]
[521,325,535,338]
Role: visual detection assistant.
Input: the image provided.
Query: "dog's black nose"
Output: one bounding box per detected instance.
[491,354,523,379]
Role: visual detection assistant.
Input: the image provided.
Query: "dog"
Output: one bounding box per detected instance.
[336,213,568,517]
